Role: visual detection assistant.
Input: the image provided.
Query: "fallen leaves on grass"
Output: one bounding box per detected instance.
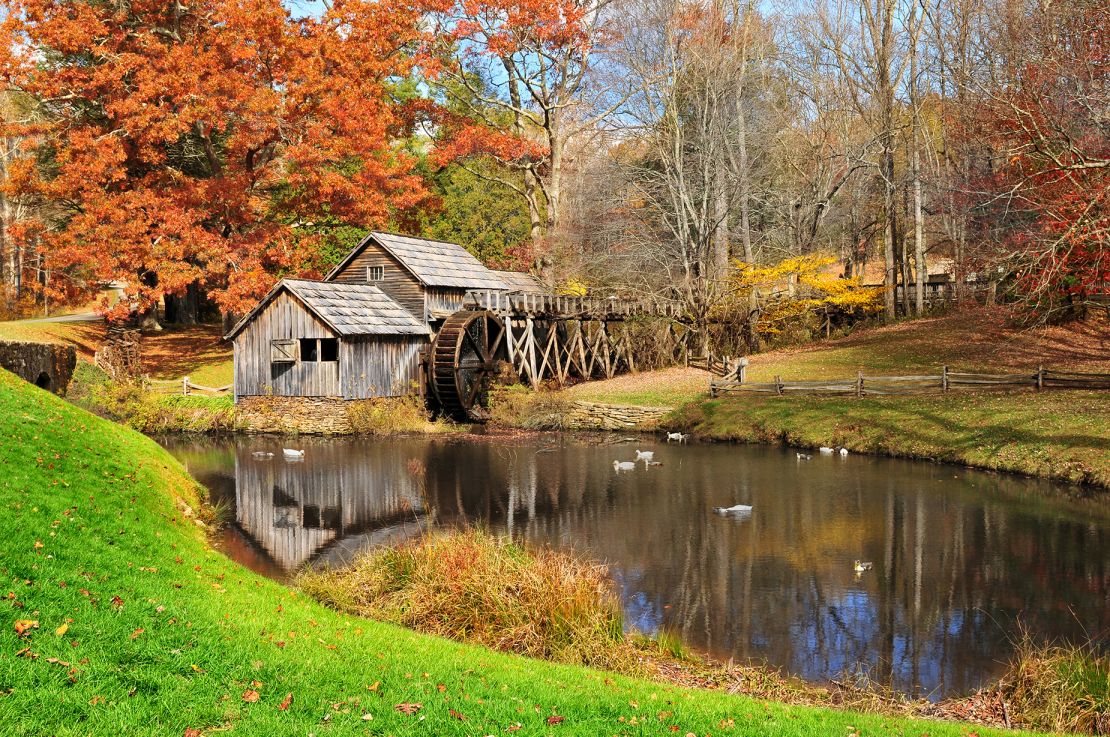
[449,708,467,721]
[547,715,565,725]
[55,623,69,637]
[278,693,293,711]
[242,689,260,703]
[130,627,144,640]
[395,702,422,715]
[13,619,38,635]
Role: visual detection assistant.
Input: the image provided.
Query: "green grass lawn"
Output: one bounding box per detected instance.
[0,369,1036,736]
[672,390,1110,488]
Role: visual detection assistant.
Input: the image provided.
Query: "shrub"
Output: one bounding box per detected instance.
[345,394,460,435]
[992,637,1110,734]
[87,379,238,433]
[488,384,575,429]
[298,529,635,672]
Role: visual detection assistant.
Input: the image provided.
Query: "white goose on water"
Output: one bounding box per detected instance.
[635,449,655,462]
[713,504,753,515]
[666,432,688,443]
[839,447,849,456]
[283,448,305,459]
[819,446,835,454]
[613,460,636,472]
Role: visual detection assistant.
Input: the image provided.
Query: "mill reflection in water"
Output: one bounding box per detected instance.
[163,434,1110,699]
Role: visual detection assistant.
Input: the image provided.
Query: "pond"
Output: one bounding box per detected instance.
[159,433,1110,699]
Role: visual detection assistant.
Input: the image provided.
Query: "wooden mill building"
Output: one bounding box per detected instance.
[226,232,542,401]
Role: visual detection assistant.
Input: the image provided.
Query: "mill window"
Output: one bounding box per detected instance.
[367,265,384,281]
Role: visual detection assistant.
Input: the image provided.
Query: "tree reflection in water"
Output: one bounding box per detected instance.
[162,434,1110,699]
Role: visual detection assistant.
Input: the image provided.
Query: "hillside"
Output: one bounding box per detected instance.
[0,369,1040,736]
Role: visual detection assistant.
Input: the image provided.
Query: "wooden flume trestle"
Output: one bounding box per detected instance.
[426,291,690,420]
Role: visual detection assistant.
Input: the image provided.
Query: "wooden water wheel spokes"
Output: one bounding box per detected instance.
[429,310,506,420]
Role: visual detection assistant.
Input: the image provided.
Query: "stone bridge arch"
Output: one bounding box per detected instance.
[0,341,77,396]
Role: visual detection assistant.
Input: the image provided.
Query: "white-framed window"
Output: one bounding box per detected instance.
[367,265,384,281]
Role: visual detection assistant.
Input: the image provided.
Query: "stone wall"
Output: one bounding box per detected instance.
[236,396,354,434]
[0,340,77,396]
[563,400,674,431]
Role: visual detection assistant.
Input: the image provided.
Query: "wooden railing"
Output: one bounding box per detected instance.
[463,290,683,319]
[709,366,1110,397]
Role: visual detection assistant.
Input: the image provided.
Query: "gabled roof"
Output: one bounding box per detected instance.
[224,279,431,341]
[491,270,547,295]
[325,232,508,290]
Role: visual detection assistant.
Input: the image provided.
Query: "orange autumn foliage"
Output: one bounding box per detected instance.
[0,0,430,315]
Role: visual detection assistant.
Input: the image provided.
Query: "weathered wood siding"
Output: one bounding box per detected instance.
[425,287,469,318]
[233,444,424,570]
[342,335,426,399]
[330,242,426,319]
[233,292,340,398]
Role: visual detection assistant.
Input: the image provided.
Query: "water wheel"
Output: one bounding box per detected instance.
[428,310,506,420]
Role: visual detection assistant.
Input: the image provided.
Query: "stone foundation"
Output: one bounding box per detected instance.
[236,396,355,434]
[563,400,674,431]
[0,340,77,396]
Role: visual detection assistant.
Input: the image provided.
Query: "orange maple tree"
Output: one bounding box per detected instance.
[0,0,429,316]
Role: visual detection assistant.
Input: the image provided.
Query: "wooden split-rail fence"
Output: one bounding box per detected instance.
[146,376,232,396]
[709,366,1110,397]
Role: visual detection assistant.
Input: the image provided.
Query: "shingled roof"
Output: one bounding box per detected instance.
[325,232,508,290]
[224,279,431,340]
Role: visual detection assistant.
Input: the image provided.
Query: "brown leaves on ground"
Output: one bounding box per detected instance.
[184,729,202,737]
[110,596,124,609]
[130,627,144,640]
[546,715,566,725]
[278,692,293,711]
[13,619,38,636]
[241,689,260,703]
[54,622,68,637]
[449,708,467,721]
[394,702,422,715]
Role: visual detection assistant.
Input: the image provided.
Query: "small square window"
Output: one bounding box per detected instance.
[320,338,339,362]
[299,338,318,362]
[271,339,296,363]
[367,265,384,281]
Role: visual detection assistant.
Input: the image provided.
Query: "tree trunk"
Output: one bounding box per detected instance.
[736,103,754,263]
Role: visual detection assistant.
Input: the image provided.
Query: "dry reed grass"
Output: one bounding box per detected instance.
[298,529,636,672]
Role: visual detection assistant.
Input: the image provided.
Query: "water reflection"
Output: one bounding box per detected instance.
[162,434,1110,698]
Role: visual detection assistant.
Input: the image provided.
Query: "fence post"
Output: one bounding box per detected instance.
[737,357,749,384]
[183,376,190,396]
[942,365,949,392]
[774,374,783,396]
[856,370,863,398]
[1037,364,1044,391]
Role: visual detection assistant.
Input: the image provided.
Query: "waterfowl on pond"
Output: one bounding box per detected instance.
[666,432,688,442]
[714,504,753,515]
[283,448,305,459]
[796,452,812,460]
[635,449,654,462]
[251,451,274,460]
[819,447,834,454]
[613,460,636,471]
[839,447,849,456]
[854,560,873,572]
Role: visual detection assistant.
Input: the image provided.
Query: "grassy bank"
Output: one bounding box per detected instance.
[556,309,1110,487]
[671,390,1110,487]
[0,368,1042,736]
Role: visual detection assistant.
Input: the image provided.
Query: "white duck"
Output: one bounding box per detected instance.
[713,504,753,515]
[666,432,688,443]
[613,460,636,472]
[282,448,305,459]
[796,452,812,460]
[635,449,655,462]
[819,447,834,454]
[839,447,849,456]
